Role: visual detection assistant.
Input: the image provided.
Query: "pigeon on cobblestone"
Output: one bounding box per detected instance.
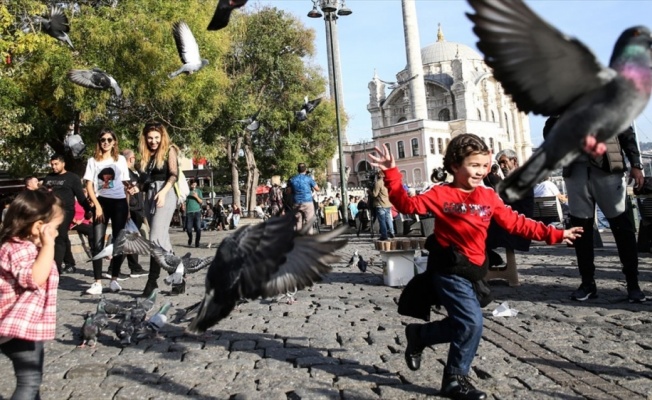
[131,288,157,322]
[169,21,209,78]
[99,296,127,318]
[357,255,368,273]
[295,96,322,122]
[115,311,135,346]
[347,250,360,269]
[32,6,74,49]
[136,302,172,340]
[207,0,248,31]
[78,301,109,348]
[67,68,122,97]
[188,213,348,333]
[467,0,652,202]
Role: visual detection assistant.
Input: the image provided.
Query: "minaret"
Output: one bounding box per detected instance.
[401,0,428,120]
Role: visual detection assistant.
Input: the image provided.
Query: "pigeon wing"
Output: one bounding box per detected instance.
[150,243,180,273]
[114,230,151,256]
[48,6,70,33]
[108,76,122,97]
[207,0,247,31]
[67,70,105,90]
[466,0,611,116]
[184,256,214,273]
[305,97,322,114]
[172,21,202,65]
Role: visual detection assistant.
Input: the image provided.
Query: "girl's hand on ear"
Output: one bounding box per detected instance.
[39,223,58,247]
[368,144,395,171]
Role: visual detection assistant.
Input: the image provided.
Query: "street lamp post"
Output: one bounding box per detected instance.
[308,0,351,225]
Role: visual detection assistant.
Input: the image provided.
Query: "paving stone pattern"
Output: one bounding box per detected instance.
[0,221,650,399]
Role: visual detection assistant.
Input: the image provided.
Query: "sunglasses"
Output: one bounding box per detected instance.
[99,137,114,143]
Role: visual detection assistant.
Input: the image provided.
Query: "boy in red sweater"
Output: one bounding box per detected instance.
[370,134,582,400]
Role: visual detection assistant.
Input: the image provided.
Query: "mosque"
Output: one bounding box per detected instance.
[325,3,533,191]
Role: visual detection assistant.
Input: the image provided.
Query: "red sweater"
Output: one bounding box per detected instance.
[384,168,564,266]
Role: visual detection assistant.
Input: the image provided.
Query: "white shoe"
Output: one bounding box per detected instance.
[86,282,103,295]
[109,280,122,293]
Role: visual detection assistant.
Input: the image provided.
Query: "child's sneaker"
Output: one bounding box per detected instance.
[86,282,103,295]
[109,280,122,293]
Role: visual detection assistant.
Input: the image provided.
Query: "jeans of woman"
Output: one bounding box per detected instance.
[418,273,483,376]
[0,339,44,400]
[185,211,201,246]
[375,206,394,239]
[145,182,178,283]
[91,197,129,280]
[232,214,240,228]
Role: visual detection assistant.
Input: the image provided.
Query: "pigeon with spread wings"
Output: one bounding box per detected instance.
[188,214,347,333]
[466,0,652,202]
[67,68,122,97]
[207,0,248,31]
[169,21,209,78]
[32,6,74,49]
[295,96,322,122]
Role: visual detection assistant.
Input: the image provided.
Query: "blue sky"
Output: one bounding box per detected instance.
[257,0,652,146]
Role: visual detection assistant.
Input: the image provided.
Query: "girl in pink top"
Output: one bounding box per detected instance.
[0,189,64,399]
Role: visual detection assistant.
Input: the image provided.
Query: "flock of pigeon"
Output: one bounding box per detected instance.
[79,290,170,347]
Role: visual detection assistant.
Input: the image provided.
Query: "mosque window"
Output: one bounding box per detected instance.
[397,116,407,123]
[477,109,482,120]
[491,110,496,122]
[429,137,435,154]
[438,108,450,121]
[411,138,419,156]
[414,168,422,183]
[489,138,495,153]
[400,170,407,183]
[437,138,444,154]
[398,141,405,159]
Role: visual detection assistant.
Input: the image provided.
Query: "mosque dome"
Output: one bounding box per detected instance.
[420,24,482,65]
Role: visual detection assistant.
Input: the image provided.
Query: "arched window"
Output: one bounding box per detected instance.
[429,137,436,155]
[400,170,407,183]
[491,110,496,122]
[411,138,419,156]
[414,168,422,183]
[438,108,451,121]
[504,112,511,141]
[437,138,444,154]
[397,116,407,123]
[397,141,405,159]
[489,138,495,153]
[477,109,482,120]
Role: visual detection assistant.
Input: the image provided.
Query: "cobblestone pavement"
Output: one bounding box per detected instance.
[1,220,651,400]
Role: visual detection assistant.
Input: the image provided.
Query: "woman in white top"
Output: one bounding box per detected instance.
[83,129,131,295]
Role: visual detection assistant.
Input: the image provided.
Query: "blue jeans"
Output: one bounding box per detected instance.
[418,273,483,376]
[376,207,394,239]
[0,339,44,400]
[186,211,201,246]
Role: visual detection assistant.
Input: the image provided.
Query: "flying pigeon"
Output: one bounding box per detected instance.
[67,68,122,97]
[151,243,213,274]
[115,310,135,346]
[207,0,248,31]
[187,213,348,333]
[169,21,209,78]
[164,262,185,286]
[275,287,298,305]
[91,230,151,261]
[295,96,322,122]
[378,74,419,90]
[32,6,74,49]
[63,132,86,158]
[357,255,368,273]
[136,302,172,340]
[347,250,360,269]
[235,108,261,132]
[131,288,157,322]
[466,0,652,202]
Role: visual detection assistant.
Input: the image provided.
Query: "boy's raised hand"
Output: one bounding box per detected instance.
[561,226,583,245]
[368,144,395,171]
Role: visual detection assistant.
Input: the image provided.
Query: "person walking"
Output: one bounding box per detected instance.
[0,190,64,400]
[122,149,148,278]
[212,199,227,231]
[373,170,395,240]
[287,163,319,233]
[83,129,131,295]
[545,116,647,303]
[370,134,582,400]
[41,153,92,275]
[185,179,203,247]
[128,121,180,297]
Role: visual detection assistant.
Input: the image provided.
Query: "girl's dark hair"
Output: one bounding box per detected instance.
[0,189,63,244]
[443,134,490,174]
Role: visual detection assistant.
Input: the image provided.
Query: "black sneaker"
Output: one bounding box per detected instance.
[570,282,597,301]
[627,284,647,303]
[129,266,148,278]
[404,324,425,371]
[441,374,487,400]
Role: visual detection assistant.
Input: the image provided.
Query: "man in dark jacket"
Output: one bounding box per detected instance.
[41,154,92,274]
[545,117,646,303]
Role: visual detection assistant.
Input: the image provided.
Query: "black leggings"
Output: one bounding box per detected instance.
[0,339,44,400]
[91,197,129,280]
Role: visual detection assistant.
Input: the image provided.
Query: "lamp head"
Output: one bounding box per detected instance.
[320,0,338,13]
[308,0,323,18]
[337,0,352,16]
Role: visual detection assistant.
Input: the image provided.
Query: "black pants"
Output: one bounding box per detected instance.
[91,197,129,280]
[186,211,202,246]
[0,339,44,400]
[67,223,94,266]
[53,209,74,273]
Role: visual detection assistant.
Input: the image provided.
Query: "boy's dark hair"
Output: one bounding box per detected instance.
[298,163,307,173]
[50,153,65,162]
[443,134,490,174]
[24,176,37,184]
[0,189,63,244]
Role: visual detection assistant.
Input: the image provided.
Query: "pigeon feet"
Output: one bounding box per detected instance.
[583,136,607,157]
